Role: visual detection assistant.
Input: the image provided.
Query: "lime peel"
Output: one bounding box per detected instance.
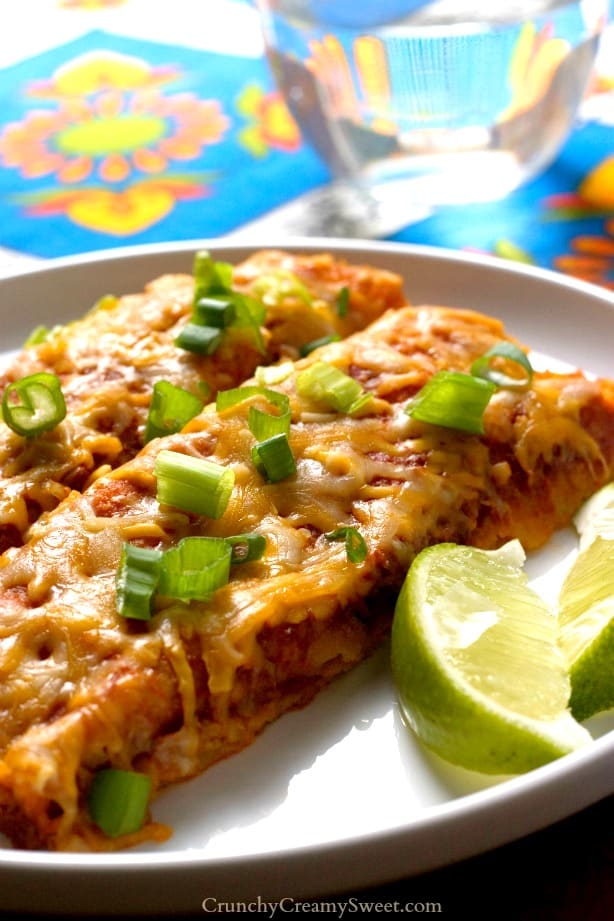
[391,540,591,775]
[558,482,614,721]
[574,481,614,548]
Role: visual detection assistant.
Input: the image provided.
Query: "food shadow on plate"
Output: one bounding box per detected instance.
[148,634,512,856]
[391,699,506,799]
[145,643,397,851]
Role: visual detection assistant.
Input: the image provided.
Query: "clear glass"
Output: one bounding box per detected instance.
[254,0,609,236]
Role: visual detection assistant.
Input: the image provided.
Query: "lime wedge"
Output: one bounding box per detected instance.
[391,540,591,774]
[574,481,614,549]
[558,482,614,721]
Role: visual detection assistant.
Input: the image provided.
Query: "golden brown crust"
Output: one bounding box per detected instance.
[232,248,407,354]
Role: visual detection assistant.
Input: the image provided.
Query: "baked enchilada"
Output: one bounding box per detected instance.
[0,293,613,851]
[0,249,406,552]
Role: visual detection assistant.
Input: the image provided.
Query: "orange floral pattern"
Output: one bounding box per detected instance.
[0,51,229,236]
[553,217,614,290]
[546,156,614,289]
[237,85,301,157]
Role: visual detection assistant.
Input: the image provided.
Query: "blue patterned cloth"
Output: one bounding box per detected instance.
[0,3,611,289]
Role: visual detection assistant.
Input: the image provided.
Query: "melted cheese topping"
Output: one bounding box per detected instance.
[0,301,613,850]
[0,251,407,552]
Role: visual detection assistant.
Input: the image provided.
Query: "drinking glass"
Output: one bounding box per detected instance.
[253,0,609,237]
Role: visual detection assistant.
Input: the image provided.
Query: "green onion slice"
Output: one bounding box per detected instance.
[250,269,313,307]
[216,385,291,440]
[254,361,294,386]
[191,251,266,355]
[175,323,223,356]
[227,292,266,355]
[225,532,266,564]
[88,769,152,838]
[2,372,67,438]
[470,341,534,390]
[144,381,204,444]
[324,527,368,564]
[336,285,350,317]
[194,296,236,329]
[24,324,62,346]
[299,334,341,357]
[405,370,496,435]
[248,405,291,441]
[248,394,291,442]
[197,291,266,355]
[116,532,265,617]
[296,361,372,415]
[216,385,288,414]
[24,325,51,346]
[193,250,233,299]
[251,433,296,483]
[115,543,162,621]
[157,536,232,602]
[155,450,234,519]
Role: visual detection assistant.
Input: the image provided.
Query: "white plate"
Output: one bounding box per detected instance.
[0,239,613,915]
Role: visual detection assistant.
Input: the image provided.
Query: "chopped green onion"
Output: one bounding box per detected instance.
[248,405,291,441]
[251,433,296,483]
[336,285,350,317]
[216,385,288,413]
[144,381,204,444]
[155,450,234,518]
[200,291,266,354]
[24,324,51,346]
[227,292,266,355]
[216,385,252,412]
[188,251,267,354]
[193,250,215,291]
[193,250,233,298]
[250,395,291,441]
[255,361,294,386]
[470,341,534,390]
[342,391,373,416]
[191,251,267,354]
[175,323,223,356]
[158,536,232,602]
[88,769,152,838]
[406,370,496,435]
[2,371,66,438]
[296,361,372,415]
[299,333,341,357]
[225,533,266,564]
[216,385,295,482]
[324,527,368,564]
[251,270,313,307]
[194,296,236,329]
[216,385,291,439]
[116,532,266,618]
[115,543,163,621]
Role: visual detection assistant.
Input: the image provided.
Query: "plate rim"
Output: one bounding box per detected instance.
[3,234,614,303]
